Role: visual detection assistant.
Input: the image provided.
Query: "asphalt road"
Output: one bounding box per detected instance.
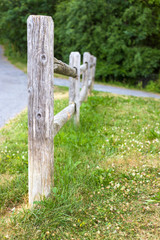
[0,45,160,128]
[0,46,27,128]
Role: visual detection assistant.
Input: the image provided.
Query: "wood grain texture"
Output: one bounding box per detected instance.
[54,103,75,136]
[69,53,75,104]
[80,63,87,75]
[54,58,88,78]
[90,62,96,68]
[54,57,77,78]
[80,86,87,105]
[90,56,97,93]
[88,55,94,95]
[27,15,54,205]
[82,52,91,101]
[69,52,80,125]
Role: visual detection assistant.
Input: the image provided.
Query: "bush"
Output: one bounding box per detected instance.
[145,78,160,93]
[0,0,160,84]
[0,0,58,56]
[55,0,160,83]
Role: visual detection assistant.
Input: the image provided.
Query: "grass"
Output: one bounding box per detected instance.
[0,90,160,239]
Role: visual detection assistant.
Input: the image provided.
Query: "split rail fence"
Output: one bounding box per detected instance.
[27,15,96,205]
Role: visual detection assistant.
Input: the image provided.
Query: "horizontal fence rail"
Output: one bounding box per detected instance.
[27,15,96,205]
[54,103,75,136]
[54,57,96,78]
[54,57,77,78]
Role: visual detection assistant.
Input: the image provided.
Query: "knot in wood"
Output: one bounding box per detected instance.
[73,67,78,76]
[27,19,33,31]
[40,54,47,65]
[28,87,32,94]
[28,23,32,29]
[37,112,42,119]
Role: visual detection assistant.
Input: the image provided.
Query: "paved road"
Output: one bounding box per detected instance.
[54,78,160,99]
[0,45,160,128]
[0,46,28,128]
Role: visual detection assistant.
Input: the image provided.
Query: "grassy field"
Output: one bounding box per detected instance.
[0,89,160,239]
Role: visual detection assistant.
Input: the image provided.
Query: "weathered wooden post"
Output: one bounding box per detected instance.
[88,55,96,95]
[88,55,94,95]
[69,52,80,125]
[27,15,54,205]
[91,56,97,92]
[82,52,90,101]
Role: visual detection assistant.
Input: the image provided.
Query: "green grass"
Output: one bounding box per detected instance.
[0,92,160,239]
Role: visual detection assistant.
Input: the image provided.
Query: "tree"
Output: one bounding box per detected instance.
[0,0,58,55]
[55,0,160,83]
[0,0,160,84]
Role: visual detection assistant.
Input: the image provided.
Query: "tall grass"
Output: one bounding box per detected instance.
[0,92,160,239]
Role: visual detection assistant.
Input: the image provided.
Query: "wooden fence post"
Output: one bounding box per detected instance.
[27,15,54,205]
[91,56,97,92]
[82,52,90,101]
[88,55,94,95]
[69,52,80,125]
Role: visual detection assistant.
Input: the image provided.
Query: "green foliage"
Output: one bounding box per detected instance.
[145,77,160,93]
[55,0,160,83]
[1,0,160,82]
[88,168,114,187]
[129,0,160,5]
[0,0,58,55]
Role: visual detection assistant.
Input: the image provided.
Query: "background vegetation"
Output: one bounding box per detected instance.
[0,0,160,87]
